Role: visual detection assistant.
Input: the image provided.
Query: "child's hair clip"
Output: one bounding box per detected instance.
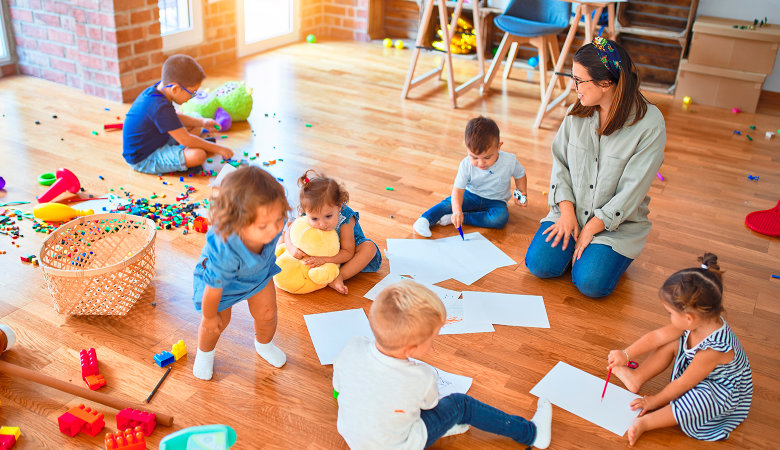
[304,177,310,184]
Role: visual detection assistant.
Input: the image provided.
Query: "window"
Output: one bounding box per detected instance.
[236,0,300,57]
[158,0,203,51]
[0,3,11,64]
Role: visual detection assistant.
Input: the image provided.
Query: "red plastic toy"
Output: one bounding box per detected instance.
[117,408,156,437]
[37,168,81,203]
[193,216,209,233]
[80,348,99,380]
[746,200,780,236]
[0,434,15,449]
[105,426,146,450]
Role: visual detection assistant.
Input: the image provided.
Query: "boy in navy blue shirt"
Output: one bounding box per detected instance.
[123,54,234,174]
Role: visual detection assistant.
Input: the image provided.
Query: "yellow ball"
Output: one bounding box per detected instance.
[682,96,692,105]
[383,38,392,48]
[394,40,405,50]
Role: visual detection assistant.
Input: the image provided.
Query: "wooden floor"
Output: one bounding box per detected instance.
[0,41,778,449]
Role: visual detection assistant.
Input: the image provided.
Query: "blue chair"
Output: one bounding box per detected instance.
[482,0,572,99]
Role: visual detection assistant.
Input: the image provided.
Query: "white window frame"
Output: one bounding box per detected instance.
[160,0,204,52]
[0,2,12,65]
[236,0,301,57]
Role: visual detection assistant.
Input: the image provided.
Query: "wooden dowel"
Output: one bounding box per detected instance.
[0,359,174,426]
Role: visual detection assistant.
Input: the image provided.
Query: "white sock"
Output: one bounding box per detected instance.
[193,348,216,381]
[438,214,453,226]
[441,423,470,438]
[255,339,286,368]
[413,217,432,238]
[530,398,552,449]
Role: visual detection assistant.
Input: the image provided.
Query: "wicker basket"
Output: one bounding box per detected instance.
[38,214,157,315]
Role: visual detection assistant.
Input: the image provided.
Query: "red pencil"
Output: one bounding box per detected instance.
[601,368,612,401]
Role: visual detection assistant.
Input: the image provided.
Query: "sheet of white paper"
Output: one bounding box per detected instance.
[209,163,237,187]
[437,232,517,285]
[462,292,550,328]
[386,233,516,285]
[303,308,374,365]
[363,273,412,300]
[74,194,130,213]
[530,361,641,436]
[411,359,473,399]
[439,297,495,335]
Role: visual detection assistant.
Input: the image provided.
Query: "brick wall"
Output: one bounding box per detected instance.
[322,0,369,41]
[4,0,370,102]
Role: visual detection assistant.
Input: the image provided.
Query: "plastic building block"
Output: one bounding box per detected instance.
[105,426,146,450]
[67,404,105,437]
[85,374,106,390]
[159,425,237,450]
[0,427,19,440]
[58,412,85,437]
[192,217,208,233]
[117,408,156,437]
[171,340,187,361]
[0,434,15,449]
[80,348,99,380]
[154,351,175,368]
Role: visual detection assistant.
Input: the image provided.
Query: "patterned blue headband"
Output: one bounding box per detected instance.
[592,36,622,79]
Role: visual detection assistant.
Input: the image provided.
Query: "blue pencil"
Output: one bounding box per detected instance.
[458,226,464,240]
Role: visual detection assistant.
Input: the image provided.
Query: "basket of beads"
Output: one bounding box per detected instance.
[38,214,157,315]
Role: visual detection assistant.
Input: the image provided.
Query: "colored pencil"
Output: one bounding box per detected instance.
[601,368,612,401]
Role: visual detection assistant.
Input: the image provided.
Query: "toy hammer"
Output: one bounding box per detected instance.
[0,324,173,426]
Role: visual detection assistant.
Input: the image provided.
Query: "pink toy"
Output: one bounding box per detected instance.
[214,107,232,132]
[80,348,99,380]
[37,168,81,203]
[731,107,741,114]
[117,408,156,436]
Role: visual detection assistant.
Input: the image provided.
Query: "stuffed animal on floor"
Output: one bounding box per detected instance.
[274,217,340,294]
[181,81,254,122]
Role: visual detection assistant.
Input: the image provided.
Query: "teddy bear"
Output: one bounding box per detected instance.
[274,216,340,294]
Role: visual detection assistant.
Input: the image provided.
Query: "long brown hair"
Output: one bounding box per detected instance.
[209,166,291,239]
[568,39,649,136]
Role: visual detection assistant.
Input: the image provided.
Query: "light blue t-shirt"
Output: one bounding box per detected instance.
[453,151,526,201]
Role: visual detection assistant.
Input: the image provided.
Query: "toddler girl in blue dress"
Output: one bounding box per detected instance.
[282,170,381,295]
[608,252,752,445]
[192,166,291,380]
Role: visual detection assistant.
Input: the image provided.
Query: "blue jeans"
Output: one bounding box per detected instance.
[524,221,633,298]
[420,393,536,447]
[421,190,509,229]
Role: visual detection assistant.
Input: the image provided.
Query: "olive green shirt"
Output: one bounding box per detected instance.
[543,104,666,259]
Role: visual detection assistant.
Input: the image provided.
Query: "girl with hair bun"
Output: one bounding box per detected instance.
[607,253,753,445]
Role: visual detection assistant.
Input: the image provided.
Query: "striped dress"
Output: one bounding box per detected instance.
[670,319,753,441]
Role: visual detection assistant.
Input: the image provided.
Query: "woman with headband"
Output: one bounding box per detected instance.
[524,37,666,298]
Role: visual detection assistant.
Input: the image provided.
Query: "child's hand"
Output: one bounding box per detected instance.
[630,395,658,416]
[514,196,528,207]
[292,248,308,260]
[200,315,221,336]
[304,256,329,268]
[218,146,234,160]
[452,211,464,229]
[607,349,629,369]
[202,118,220,134]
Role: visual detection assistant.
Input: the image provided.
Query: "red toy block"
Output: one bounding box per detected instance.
[116,408,156,437]
[85,374,106,390]
[80,348,99,380]
[192,216,208,233]
[105,426,146,450]
[58,412,85,437]
[0,434,15,449]
[66,404,105,437]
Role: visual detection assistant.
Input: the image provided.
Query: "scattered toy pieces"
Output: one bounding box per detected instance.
[656,172,664,181]
[747,174,759,181]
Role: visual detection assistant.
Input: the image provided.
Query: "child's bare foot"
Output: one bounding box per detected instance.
[613,365,641,393]
[627,417,646,446]
[329,276,348,295]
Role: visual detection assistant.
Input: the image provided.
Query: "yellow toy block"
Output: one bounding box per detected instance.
[0,426,20,439]
[171,340,187,360]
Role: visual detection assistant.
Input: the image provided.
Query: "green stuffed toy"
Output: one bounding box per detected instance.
[274,217,340,294]
[181,81,253,121]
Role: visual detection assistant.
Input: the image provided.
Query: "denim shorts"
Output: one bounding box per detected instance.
[130,137,186,174]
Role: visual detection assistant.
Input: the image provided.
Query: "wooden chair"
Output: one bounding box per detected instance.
[482,0,571,99]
